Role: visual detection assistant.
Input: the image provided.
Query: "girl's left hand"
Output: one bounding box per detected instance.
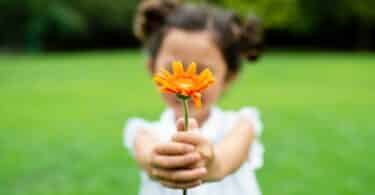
[172,118,216,181]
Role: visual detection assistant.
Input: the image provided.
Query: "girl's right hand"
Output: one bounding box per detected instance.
[146,141,207,189]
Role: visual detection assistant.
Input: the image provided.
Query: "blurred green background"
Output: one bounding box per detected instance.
[1,51,374,195]
[1,0,375,195]
[1,0,375,51]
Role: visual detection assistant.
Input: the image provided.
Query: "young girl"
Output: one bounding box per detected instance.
[124,0,264,195]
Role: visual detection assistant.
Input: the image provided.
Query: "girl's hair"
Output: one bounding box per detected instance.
[134,0,264,78]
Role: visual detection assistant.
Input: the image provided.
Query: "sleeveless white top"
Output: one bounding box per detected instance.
[124,106,264,195]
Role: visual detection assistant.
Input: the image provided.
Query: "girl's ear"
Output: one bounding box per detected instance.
[134,0,181,42]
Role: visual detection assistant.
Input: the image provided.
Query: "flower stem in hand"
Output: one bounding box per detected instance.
[180,96,190,195]
[183,98,189,131]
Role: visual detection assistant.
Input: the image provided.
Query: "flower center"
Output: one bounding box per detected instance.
[176,78,194,90]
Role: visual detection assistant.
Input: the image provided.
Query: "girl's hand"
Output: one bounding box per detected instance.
[172,118,216,182]
[147,142,206,189]
[145,122,207,189]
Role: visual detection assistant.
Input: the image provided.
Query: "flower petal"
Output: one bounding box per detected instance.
[160,68,172,78]
[192,92,202,109]
[187,62,197,75]
[172,61,184,75]
[153,75,166,85]
[161,87,177,94]
[195,78,215,91]
[153,61,215,105]
[154,74,179,92]
[180,89,189,96]
[198,68,213,82]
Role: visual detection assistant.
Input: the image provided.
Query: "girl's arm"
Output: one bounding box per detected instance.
[133,128,159,172]
[172,118,254,182]
[207,119,254,181]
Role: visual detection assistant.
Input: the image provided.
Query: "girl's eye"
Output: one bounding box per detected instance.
[196,63,209,72]
[197,64,216,74]
[196,66,204,73]
[165,66,173,72]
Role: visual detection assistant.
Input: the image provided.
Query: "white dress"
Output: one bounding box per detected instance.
[124,106,264,195]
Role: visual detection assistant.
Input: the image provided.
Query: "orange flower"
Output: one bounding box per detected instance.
[153,61,215,108]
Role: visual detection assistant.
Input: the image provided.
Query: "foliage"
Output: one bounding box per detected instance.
[0,0,138,50]
[0,0,374,50]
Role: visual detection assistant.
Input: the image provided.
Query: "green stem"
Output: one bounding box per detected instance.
[181,98,189,195]
[183,98,189,131]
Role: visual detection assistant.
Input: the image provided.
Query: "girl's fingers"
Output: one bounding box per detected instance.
[151,152,201,169]
[172,131,206,145]
[159,179,202,189]
[151,167,207,182]
[154,142,195,155]
[176,118,198,132]
[176,118,184,131]
[187,159,205,169]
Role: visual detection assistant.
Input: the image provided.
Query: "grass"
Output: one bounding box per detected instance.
[0,50,374,195]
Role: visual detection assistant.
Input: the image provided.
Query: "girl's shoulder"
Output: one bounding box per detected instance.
[220,107,264,170]
[123,117,160,155]
[123,109,175,153]
[218,106,263,136]
[124,109,173,132]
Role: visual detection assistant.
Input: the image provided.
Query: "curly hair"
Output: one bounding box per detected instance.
[134,0,264,78]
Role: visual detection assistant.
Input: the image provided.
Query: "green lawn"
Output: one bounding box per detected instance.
[1,50,374,195]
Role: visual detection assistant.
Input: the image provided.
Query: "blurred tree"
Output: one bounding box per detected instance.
[0,0,30,50]
[213,0,374,49]
[0,0,137,51]
[298,0,375,49]
[217,0,300,29]
[344,0,375,48]
[26,0,87,51]
[0,0,374,51]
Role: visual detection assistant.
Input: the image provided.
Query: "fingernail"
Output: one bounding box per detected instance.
[199,168,207,174]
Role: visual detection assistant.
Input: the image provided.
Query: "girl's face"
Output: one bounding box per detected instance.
[152,28,229,120]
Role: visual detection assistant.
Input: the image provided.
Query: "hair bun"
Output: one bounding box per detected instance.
[134,0,181,42]
[238,15,264,61]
